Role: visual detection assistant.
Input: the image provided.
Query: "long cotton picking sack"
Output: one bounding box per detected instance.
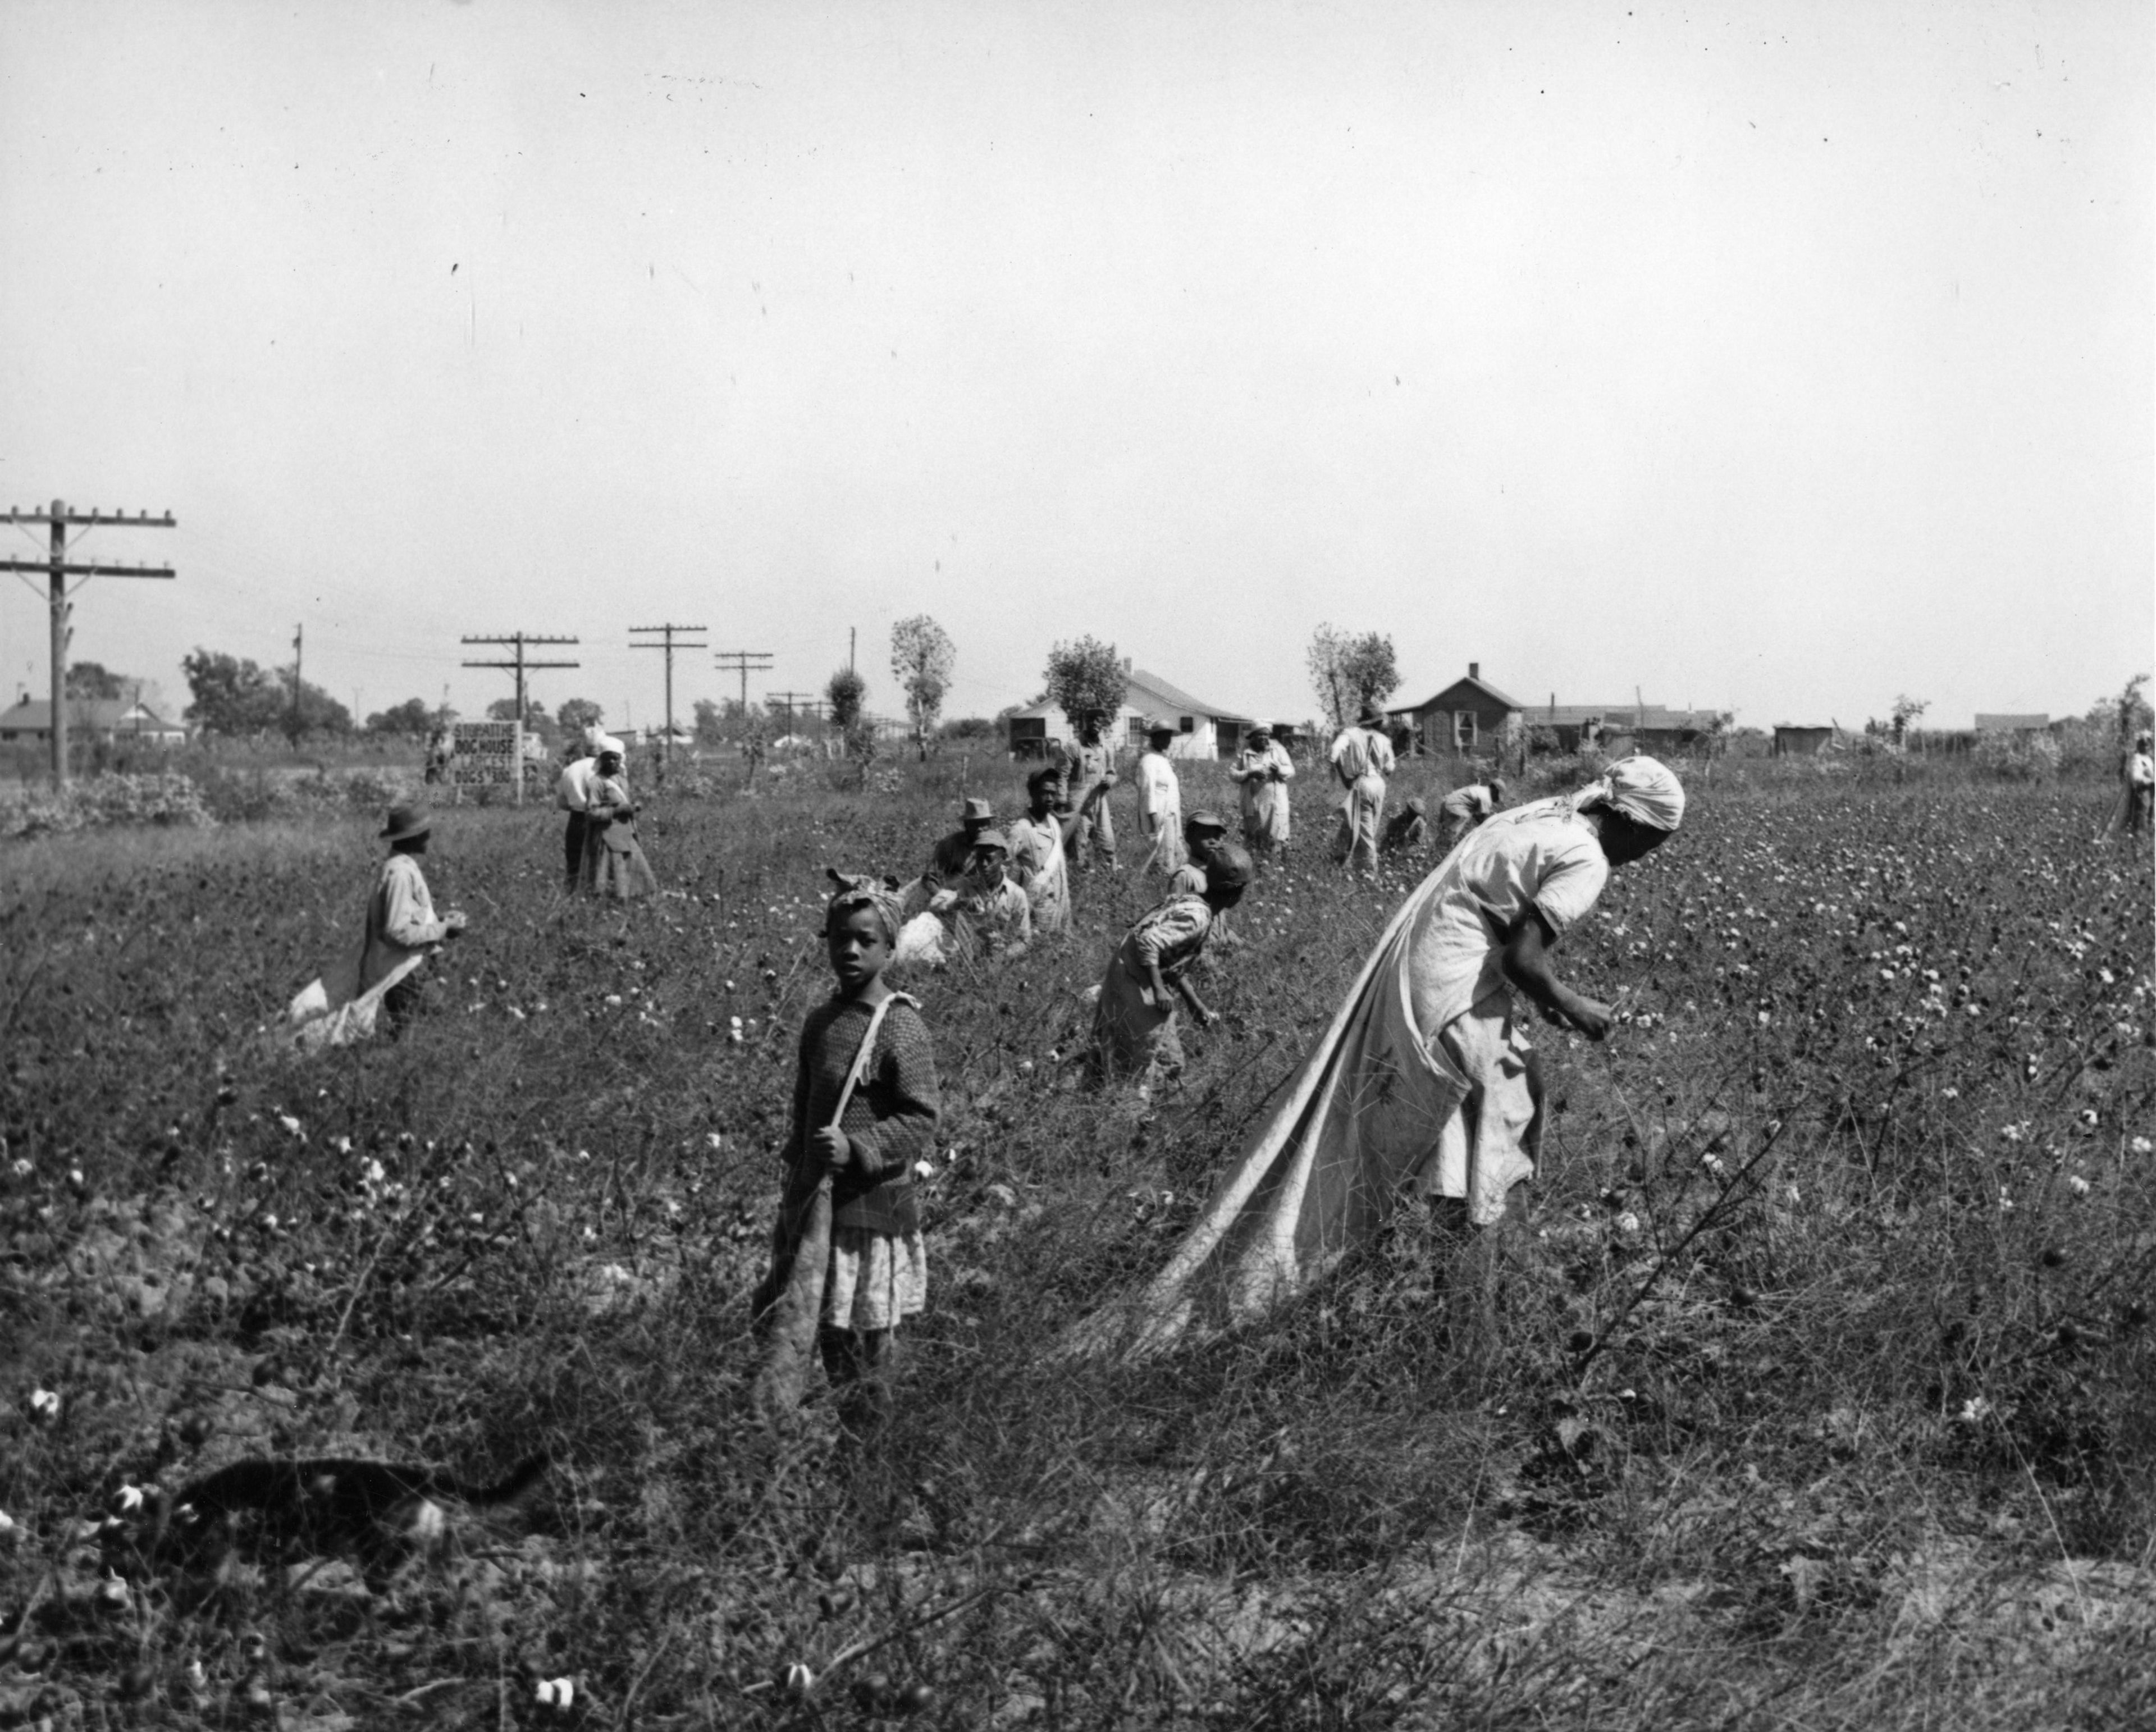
[750,994,902,1423]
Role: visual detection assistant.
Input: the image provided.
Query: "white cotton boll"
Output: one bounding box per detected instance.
[914,1160,936,1180]
[2066,1175,2091,1196]
[28,1388,60,1423]
[278,1114,303,1139]
[115,1484,144,1514]
[1614,1212,1642,1236]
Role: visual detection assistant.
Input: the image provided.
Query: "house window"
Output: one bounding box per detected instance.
[1453,712,1478,751]
[1126,717,1146,750]
[1180,716,1194,733]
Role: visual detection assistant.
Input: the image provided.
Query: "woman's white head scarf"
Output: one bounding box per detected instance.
[1575,755,1686,831]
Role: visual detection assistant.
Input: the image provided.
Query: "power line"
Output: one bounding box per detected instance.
[629,622,708,766]
[712,648,773,716]
[0,500,176,788]
[460,633,579,805]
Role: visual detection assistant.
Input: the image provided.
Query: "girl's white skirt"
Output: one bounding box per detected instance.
[823,1227,929,1331]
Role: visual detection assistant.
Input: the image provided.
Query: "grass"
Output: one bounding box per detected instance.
[1,753,2152,1728]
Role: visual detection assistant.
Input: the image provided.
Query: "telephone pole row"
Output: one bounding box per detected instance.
[0,501,177,789]
[630,622,709,766]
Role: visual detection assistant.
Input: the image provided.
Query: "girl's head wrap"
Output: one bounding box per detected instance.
[1576,755,1686,832]
[825,875,904,945]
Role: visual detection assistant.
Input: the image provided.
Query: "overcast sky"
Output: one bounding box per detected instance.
[1,1,2147,735]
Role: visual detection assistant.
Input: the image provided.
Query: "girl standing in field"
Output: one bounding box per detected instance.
[1136,720,1186,876]
[752,881,940,1434]
[1089,845,1252,1098]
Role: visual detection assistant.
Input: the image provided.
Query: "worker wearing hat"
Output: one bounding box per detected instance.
[928,795,998,881]
[358,804,466,1034]
[1136,719,1186,876]
[1231,721,1296,857]
[1329,701,1397,874]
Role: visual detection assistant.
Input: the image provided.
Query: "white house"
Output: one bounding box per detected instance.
[1006,666,1255,761]
[0,696,188,747]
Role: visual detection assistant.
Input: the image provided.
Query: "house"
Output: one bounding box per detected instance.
[1005,665,1254,761]
[1387,664,1524,754]
[1773,725,1838,757]
[1973,713,2049,735]
[0,696,188,747]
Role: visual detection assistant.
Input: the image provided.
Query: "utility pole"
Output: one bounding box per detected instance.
[712,648,773,719]
[0,501,176,789]
[460,633,579,806]
[291,624,304,744]
[769,691,819,738]
[629,621,708,768]
[849,626,856,673]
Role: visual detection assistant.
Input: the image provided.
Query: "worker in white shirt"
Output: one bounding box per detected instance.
[556,731,601,893]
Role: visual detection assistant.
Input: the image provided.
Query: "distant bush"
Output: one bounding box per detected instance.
[0,771,217,839]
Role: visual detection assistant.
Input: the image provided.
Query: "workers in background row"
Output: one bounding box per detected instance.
[1231,722,1295,858]
[1330,702,1396,874]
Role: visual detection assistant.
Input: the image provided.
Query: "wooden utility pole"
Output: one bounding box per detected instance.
[712,649,773,717]
[290,624,304,743]
[460,633,579,806]
[629,622,708,767]
[769,691,819,737]
[0,501,176,788]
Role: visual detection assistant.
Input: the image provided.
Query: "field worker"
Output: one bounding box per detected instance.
[1330,702,1396,873]
[751,879,941,1438]
[1170,809,1231,895]
[1071,714,1120,869]
[1381,797,1429,857]
[1088,844,1253,1099]
[2129,732,2154,837]
[928,830,1033,959]
[928,797,996,881]
[581,745,659,898]
[1008,766,1112,935]
[1136,720,1186,876]
[1231,723,1295,857]
[1071,758,1684,1355]
[1437,778,1506,852]
[556,732,600,893]
[360,803,467,1035]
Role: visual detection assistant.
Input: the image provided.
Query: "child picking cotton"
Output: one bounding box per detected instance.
[751,881,940,1437]
[1088,844,1253,1098]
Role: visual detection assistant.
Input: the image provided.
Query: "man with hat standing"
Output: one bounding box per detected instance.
[556,729,600,894]
[1071,712,1120,870]
[360,804,466,1034]
[1136,719,1186,876]
[1231,723,1295,858]
[928,796,997,881]
[1329,702,1397,874]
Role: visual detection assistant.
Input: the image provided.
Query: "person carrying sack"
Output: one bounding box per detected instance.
[750,880,941,1434]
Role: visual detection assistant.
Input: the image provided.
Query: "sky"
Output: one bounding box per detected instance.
[1,0,2148,736]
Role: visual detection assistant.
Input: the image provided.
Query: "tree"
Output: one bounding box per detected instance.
[1890,694,1929,744]
[1043,636,1128,732]
[826,666,873,763]
[889,614,956,760]
[366,697,436,737]
[277,663,353,741]
[181,648,285,738]
[556,697,604,738]
[692,697,729,747]
[65,661,128,700]
[1307,624,1400,732]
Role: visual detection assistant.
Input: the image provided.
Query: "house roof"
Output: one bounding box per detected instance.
[1973,712,2049,731]
[0,697,183,733]
[1008,669,1250,726]
[1123,668,1249,724]
[1391,672,1527,715]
